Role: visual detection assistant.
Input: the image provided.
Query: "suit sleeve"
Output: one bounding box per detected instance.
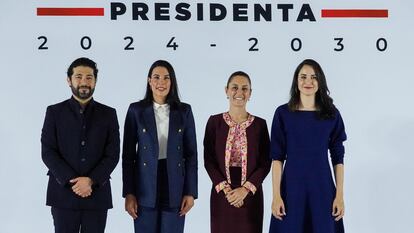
[182,106,198,199]
[88,108,120,187]
[244,119,271,194]
[329,110,347,165]
[41,106,77,186]
[122,104,138,197]
[203,116,228,190]
[270,107,287,162]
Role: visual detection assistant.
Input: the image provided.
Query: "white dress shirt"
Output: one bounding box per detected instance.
[153,102,170,160]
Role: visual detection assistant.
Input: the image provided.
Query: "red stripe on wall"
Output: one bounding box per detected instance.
[321,9,388,18]
[37,8,104,16]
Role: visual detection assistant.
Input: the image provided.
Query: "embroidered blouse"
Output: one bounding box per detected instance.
[215,112,257,194]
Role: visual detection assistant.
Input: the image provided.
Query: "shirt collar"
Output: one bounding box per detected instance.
[69,96,95,112]
[153,102,169,111]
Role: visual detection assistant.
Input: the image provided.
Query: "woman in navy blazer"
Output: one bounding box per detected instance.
[122,60,198,233]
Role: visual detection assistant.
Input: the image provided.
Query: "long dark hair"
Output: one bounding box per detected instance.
[288,59,335,119]
[142,60,181,107]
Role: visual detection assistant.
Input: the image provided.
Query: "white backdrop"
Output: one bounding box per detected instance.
[0,0,413,233]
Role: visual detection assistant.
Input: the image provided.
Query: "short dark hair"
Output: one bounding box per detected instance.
[67,57,98,79]
[288,59,335,119]
[142,60,181,107]
[226,71,251,88]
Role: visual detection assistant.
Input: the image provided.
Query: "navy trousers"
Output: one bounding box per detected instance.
[133,206,185,233]
[133,159,185,233]
[51,207,107,233]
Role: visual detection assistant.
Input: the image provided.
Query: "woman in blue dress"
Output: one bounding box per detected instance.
[269,59,347,233]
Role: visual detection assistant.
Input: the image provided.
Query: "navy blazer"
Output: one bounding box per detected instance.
[122,101,198,208]
[41,98,120,210]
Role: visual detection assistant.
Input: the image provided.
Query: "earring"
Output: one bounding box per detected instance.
[227,96,229,99]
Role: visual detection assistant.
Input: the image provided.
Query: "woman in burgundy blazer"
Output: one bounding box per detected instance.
[204,71,271,233]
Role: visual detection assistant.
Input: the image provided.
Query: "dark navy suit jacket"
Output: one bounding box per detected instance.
[122,101,198,208]
[41,97,120,210]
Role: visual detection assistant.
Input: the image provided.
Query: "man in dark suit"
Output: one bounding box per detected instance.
[41,57,120,233]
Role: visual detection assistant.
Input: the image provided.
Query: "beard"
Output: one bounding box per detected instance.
[70,85,95,100]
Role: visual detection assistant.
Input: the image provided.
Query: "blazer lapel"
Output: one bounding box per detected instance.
[167,108,182,152]
[142,105,158,145]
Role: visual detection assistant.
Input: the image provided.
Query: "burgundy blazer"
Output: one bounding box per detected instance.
[203,113,271,190]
